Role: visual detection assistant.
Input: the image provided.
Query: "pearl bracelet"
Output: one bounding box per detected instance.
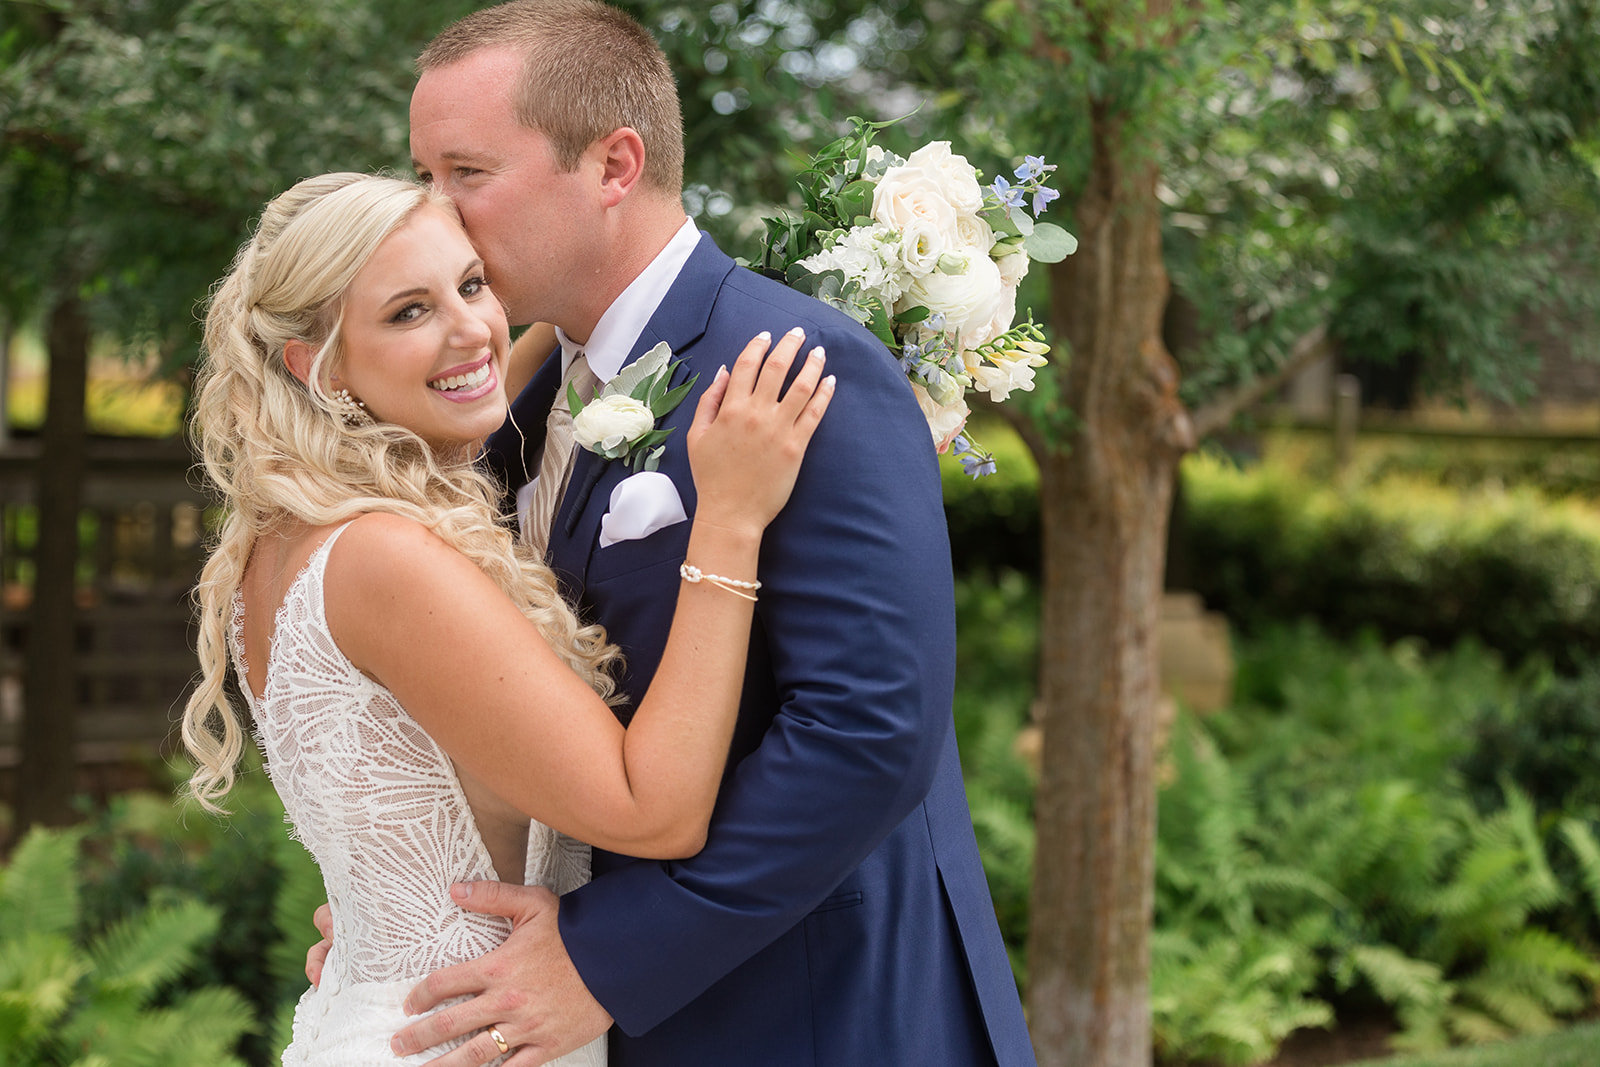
[679,562,761,602]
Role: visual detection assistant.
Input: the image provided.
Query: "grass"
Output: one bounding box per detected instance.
[1354,1021,1600,1066]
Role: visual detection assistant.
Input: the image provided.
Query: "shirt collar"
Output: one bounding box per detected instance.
[554,217,701,383]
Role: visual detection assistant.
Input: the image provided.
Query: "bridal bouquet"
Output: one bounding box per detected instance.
[758,117,1076,476]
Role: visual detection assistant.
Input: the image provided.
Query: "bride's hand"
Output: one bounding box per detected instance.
[686,326,834,538]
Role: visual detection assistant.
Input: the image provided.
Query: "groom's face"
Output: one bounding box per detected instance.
[411,47,595,329]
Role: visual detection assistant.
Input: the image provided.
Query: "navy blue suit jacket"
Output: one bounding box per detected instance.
[482,235,1034,1066]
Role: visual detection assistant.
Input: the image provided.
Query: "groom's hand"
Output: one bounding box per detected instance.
[305,903,333,986]
[393,881,612,1066]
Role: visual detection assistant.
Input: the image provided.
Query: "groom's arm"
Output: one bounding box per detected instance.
[560,316,955,1034]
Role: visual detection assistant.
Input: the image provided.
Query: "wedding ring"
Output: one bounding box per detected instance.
[488,1026,511,1055]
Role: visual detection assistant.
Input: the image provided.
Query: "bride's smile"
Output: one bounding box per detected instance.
[335,203,511,449]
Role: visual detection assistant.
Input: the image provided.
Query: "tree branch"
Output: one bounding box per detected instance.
[1189,322,1330,439]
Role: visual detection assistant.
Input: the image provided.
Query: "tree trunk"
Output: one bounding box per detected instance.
[16,294,89,829]
[1024,123,1194,1065]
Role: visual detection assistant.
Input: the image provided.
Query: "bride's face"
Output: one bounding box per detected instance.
[335,205,511,452]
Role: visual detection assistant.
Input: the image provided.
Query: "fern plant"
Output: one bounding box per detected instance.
[0,826,256,1067]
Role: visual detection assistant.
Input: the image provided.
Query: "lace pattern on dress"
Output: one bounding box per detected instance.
[227,522,592,981]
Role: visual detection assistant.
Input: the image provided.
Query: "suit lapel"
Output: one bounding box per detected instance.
[547,234,735,590]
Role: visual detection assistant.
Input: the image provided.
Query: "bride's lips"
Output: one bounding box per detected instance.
[427,354,499,402]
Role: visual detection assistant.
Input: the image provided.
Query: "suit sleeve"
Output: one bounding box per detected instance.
[557,320,957,1035]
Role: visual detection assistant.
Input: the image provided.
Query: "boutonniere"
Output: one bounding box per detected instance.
[569,342,699,472]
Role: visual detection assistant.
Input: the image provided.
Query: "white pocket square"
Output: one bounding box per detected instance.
[599,471,688,548]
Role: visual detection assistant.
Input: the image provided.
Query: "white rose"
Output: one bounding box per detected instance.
[910,382,970,452]
[897,217,948,276]
[573,395,655,453]
[996,248,1031,288]
[900,142,986,216]
[901,252,1006,349]
[954,213,995,257]
[871,162,963,246]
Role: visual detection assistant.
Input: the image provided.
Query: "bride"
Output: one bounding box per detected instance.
[180,172,833,1065]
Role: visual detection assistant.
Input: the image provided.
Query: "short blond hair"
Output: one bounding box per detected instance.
[419,0,684,196]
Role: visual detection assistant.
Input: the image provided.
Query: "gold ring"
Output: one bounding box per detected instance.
[488,1026,511,1056]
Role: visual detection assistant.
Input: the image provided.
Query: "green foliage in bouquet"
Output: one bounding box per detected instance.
[0,826,255,1067]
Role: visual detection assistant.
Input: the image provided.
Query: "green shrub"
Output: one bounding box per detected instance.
[1460,658,1600,820]
[0,825,256,1066]
[1182,456,1600,672]
[73,762,324,1066]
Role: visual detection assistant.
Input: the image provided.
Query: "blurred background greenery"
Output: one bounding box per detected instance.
[4,1,1600,1065]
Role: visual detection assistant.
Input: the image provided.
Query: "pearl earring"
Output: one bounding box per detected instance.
[331,388,373,427]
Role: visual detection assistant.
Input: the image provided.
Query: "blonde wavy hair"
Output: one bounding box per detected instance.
[183,172,618,812]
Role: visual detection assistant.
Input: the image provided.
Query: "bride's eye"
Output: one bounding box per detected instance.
[459,275,490,298]
[391,302,428,324]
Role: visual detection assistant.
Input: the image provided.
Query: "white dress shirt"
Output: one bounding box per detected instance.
[516,217,702,539]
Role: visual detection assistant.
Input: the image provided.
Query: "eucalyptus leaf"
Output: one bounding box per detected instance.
[1025,222,1079,264]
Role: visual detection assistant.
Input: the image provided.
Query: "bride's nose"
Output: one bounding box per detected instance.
[450,305,493,349]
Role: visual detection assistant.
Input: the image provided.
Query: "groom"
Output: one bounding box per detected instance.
[384,2,1035,1064]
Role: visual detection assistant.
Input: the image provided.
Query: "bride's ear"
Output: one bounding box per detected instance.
[284,339,315,385]
[595,127,646,208]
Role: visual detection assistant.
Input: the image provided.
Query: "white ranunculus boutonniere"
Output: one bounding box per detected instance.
[569,342,697,472]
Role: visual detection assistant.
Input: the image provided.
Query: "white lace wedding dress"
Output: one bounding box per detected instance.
[231,524,607,1066]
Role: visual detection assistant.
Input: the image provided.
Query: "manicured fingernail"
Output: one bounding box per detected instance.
[823,374,837,388]
[809,346,825,361]
[786,325,805,337]
[451,883,470,901]
[715,365,729,382]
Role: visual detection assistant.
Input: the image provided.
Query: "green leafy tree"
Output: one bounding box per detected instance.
[0,0,478,829]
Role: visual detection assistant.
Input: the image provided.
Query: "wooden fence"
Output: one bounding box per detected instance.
[0,437,210,782]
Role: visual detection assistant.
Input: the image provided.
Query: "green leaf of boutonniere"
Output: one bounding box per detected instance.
[569,343,699,470]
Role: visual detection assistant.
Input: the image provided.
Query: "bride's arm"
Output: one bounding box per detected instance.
[325,330,831,860]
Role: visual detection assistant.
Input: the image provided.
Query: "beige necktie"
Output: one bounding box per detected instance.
[524,353,600,554]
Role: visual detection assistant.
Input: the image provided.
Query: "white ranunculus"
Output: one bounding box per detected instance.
[901,252,1006,350]
[996,248,1031,288]
[971,282,1019,354]
[910,382,970,452]
[899,142,986,216]
[573,395,655,453]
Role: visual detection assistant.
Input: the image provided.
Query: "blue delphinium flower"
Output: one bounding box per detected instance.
[950,435,997,478]
[991,174,1025,210]
[959,450,997,479]
[1015,155,1048,181]
[1032,184,1060,216]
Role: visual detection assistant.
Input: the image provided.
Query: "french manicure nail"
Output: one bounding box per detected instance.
[715,365,729,381]
[786,325,806,337]
[823,375,837,387]
[755,330,771,342]
[809,346,825,360]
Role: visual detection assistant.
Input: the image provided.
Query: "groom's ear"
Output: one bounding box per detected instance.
[594,127,647,208]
